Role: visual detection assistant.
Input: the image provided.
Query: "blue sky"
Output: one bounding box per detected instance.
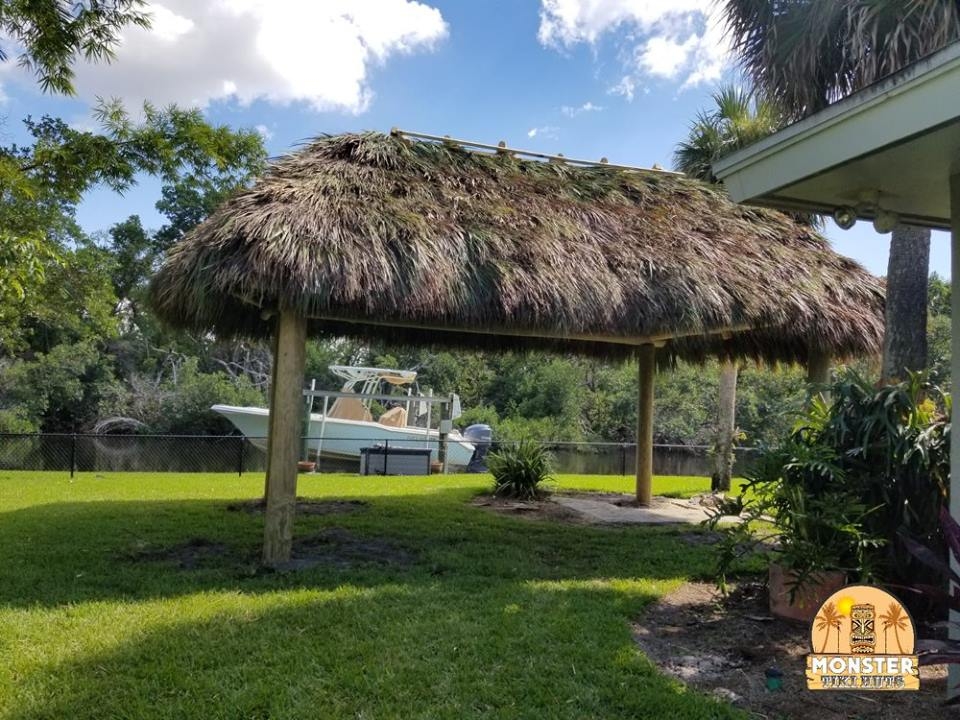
[2,0,950,277]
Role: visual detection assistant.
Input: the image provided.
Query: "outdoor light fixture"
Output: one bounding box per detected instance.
[833,205,857,230]
[872,208,900,234]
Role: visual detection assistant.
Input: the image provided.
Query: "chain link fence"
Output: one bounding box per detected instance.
[0,433,756,476]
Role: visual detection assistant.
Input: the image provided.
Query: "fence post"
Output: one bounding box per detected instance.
[620,443,626,477]
[383,439,389,476]
[238,436,244,477]
[70,433,77,478]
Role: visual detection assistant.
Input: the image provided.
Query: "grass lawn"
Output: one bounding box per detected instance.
[0,471,743,720]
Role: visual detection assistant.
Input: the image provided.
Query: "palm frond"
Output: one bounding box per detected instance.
[722,0,960,118]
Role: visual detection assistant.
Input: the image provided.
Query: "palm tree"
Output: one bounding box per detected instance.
[674,86,782,183]
[721,0,960,381]
[815,601,843,654]
[880,602,908,654]
[724,1,960,116]
[674,86,781,491]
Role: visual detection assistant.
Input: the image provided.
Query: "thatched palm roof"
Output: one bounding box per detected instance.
[150,131,884,363]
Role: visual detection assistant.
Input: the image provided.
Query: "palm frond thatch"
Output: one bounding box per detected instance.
[149,131,884,364]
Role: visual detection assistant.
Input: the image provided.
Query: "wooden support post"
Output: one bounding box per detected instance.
[636,343,656,506]
[262,311,307,567]
[948,171,960,699]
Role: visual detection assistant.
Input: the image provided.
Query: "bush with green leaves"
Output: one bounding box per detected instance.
[711,369,950,594]
[488,440,554,500]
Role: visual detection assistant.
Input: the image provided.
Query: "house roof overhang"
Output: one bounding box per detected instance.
[713,42,960,230]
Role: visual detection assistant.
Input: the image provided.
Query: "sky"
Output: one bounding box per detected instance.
[0,0,950,278]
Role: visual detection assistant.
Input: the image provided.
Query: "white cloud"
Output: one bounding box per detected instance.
[527,125,559,140]
[148,4,194,42]
[51,0,448,114]
[539,0,730,92]
[254,124,273,140]
[560,100,603,117]
[610,75,636,101]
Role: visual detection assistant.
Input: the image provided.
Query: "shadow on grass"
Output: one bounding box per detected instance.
[4,580,740,720]
[0,487,717,608]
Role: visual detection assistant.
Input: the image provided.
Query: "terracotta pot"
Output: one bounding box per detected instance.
[297,461,316,473]
[768,562,846,623]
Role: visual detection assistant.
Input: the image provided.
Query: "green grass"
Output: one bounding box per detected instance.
[0,471,742,720]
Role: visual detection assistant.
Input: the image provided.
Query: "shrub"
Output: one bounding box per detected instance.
[488,440,553,500]
[710,369,949,594]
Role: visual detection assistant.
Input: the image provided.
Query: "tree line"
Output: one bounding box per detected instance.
[0,1,953,452]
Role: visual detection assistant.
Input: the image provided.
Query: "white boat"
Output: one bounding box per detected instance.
[212,365,476,469]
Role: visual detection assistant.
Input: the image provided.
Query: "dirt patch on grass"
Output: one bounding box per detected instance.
[633,581,952,719]
[470,494,587,524]
[126,528,414,573]
[273,528,416,571]
[126,537,230,569]
[226,498,368,516]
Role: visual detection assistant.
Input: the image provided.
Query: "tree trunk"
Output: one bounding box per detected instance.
[713,361,738,492]
[806,350,831,405]
[262,311,307,567]
[881,225,930,382]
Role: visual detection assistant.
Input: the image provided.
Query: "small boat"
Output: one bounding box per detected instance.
[212,365,476,469]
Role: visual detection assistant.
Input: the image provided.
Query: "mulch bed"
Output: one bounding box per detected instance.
[633,581,953,719]
[470,494,587,523]
[470,490,724,525]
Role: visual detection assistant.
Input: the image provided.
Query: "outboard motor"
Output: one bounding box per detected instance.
[463,423,493,473]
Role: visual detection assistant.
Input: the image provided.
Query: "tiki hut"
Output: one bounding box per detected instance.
[151,130,885,565]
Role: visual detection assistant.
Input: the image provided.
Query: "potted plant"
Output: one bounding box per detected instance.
[709,370,949,622]
[709,444,876,621]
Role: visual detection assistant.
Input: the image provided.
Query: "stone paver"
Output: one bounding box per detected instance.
[551,495,736,525]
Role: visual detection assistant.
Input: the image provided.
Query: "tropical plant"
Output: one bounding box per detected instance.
[674,85,782,182]
[487,440,554,500]
[710,368,949,594]
[902,508,960,672]
[709,438,885,593]
[721,0,960,382]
